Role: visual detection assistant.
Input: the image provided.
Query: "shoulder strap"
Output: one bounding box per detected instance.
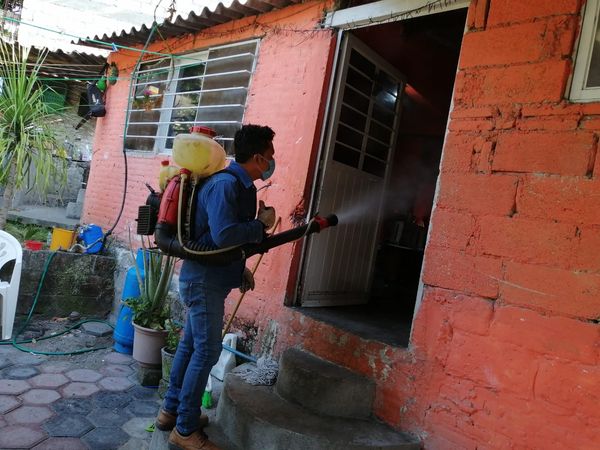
[187,167,244,240]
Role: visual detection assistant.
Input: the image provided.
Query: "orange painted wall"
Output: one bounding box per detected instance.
[85,0,600,448]
[277,1,600,449]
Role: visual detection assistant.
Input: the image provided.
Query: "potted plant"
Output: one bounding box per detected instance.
[158,318,182,396]
[125,248,176,367]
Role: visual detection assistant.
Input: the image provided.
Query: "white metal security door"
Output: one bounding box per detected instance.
[300,34,405,306]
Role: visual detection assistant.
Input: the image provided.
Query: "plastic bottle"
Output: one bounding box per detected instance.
[158,159,179,191]
[172,126,226,177]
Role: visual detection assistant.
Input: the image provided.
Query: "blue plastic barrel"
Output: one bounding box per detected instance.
[80,224,104,254]
[113,250,145,354]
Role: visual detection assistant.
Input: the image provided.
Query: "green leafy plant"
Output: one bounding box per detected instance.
[124,248,176,330]
[5,221,49,243]
[0,41,67,229]
[164,319,182,353]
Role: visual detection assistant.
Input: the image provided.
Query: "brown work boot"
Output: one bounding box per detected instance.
[156,409,209,431]
[168,428,221,450]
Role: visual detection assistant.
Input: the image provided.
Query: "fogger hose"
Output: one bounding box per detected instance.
[155,213,338,265]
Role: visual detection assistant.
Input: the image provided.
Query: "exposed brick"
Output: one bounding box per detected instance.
[580,117,600,130]
[501,262,600,319]
[493,131,593,175]
[445,331,538,396]
[447,118,494,132]
[436,173,518,216]
[460,21,549,68]
[517,177,600,225]
[422,247,502,299]
[410,287,453,361]
[575,226,600,271]
[419,287,495,336]
[478,216,576,266]
[581,102,600,115]
[487,0,581,26]
[470,387,597,449]
[489,306,598,364]
[535,360,600,418]
[521,103,582,117]
[456,60,571,106]
[448,293,495,336]
[428,209,476,251]
[466,0,491,30]
[439,133,489,173]
[517,116,579,131]
[450,106,496,119]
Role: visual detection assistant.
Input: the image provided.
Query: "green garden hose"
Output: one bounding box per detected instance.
[0,251,115,356]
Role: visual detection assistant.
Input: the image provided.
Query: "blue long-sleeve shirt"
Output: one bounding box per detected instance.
[179,161,264,289]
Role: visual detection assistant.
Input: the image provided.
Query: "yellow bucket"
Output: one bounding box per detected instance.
[50,227,75,251]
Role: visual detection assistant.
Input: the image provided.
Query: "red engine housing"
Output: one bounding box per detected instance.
[157,169,191,229]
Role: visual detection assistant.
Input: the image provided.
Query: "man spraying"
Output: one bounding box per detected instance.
[156,124,276,450]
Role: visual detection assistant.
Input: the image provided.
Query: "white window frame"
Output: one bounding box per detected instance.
[125,39,259,153]
[571,0,600,101]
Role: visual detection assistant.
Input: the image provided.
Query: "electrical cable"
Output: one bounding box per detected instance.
[101,23,159,249]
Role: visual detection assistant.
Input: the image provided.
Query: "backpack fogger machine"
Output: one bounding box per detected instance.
[135,126,338,265]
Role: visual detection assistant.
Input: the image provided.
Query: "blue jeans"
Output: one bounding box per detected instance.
[163,281,231,435]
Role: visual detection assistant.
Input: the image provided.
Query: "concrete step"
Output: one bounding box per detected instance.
[149,423,240,450]
[275,348,375,419]
[217,373,421,450]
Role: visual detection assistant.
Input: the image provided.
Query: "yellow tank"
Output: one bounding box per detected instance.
[172,126,226,177]
[158,160,180,191]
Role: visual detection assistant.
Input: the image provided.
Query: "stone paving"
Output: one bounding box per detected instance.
[0,345,160,450]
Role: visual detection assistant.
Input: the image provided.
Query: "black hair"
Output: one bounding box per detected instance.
[234,124,275,163]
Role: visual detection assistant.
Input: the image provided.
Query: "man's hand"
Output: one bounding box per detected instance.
[257,200,276,230]
[240,267,255,293]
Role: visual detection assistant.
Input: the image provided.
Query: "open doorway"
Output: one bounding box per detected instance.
[298,8,467,347]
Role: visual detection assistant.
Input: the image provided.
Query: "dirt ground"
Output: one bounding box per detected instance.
[6,316,115,369]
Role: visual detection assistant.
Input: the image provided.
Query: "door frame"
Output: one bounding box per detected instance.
[294,0,471,338]
[324,0,471,30]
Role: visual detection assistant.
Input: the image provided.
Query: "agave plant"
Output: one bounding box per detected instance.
[126,248,176,330]
[0,41,67,229]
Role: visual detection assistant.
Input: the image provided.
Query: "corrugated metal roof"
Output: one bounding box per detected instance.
[10,43,107,79]
[74,0,302,50]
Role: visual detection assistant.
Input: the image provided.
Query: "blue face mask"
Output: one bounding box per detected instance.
[260,157,275,181]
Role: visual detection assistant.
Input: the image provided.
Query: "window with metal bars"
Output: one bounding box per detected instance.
[125,39,258,154]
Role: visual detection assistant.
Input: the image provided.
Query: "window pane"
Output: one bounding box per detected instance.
[349,49,375,78]
[587,23,600,87]
[362,156,386,177]
[339,104,367,133]
[369,121,392,145]
[336,123,363,150]
[366,138,389,160]
[372,103,395,128]
[125,41,256,153]
[343,87,369,111]
[346,67,374,95]
[333,143,360,168]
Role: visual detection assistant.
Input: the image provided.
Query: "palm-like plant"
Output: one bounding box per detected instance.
[126,248,176,330]
[0,41,67,229]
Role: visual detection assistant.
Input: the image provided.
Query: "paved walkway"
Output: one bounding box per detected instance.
[0,346,159,450]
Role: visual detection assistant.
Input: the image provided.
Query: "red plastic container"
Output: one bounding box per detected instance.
[24,240,44,251]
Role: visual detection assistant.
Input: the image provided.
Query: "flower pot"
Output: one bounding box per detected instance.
[132,322,168,368]
[161,346,176,382]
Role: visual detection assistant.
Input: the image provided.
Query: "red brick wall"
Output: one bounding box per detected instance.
[277,1,599,449]
[415,1,599,446]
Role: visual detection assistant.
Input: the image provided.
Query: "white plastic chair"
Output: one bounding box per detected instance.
[0,230,22,341]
